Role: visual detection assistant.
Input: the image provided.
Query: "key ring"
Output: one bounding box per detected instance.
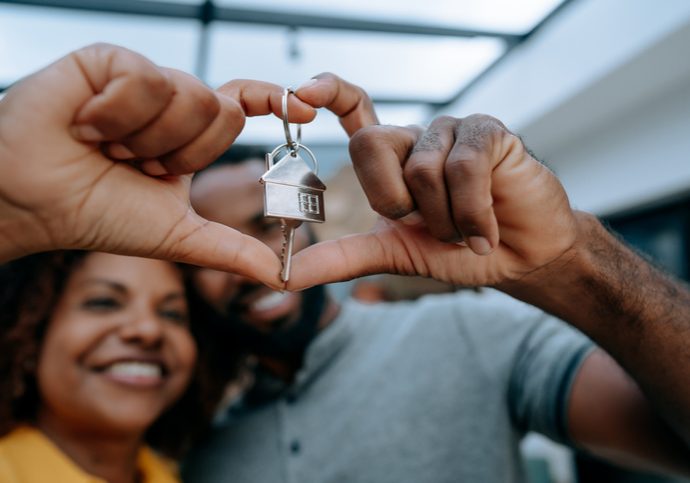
[266,142,319,176]
[282,87,301,153]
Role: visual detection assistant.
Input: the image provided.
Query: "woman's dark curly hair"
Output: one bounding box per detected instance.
[0,251,240,458]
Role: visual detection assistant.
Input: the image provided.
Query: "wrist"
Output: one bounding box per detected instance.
[497,211,602,323]
[0,203,55,263]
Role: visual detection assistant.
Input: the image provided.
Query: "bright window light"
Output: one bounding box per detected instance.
[215,0,565,34]
[140,0,203,3]
[207,23,505,102]
[0,5,199,86]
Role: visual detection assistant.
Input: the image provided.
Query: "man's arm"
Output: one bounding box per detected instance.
[504,212,690,459]
[569,349,690,476]
[288,114,690,473]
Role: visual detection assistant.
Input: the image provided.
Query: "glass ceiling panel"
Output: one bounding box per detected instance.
[0,5,199,87]
[207,23,505,102]
[141,0,203,3]
[216,0,565,34]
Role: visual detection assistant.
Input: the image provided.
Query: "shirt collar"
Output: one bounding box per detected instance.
[0,426,177,483]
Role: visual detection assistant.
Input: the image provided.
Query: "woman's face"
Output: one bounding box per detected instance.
[36,253,197,437]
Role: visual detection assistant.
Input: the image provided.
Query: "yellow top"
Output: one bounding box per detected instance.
[0,426,179,483]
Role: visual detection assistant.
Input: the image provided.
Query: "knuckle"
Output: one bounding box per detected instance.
[454,115,494,151]
[353,84,372,102]
[140,70,173,101]
[81,42,117,54]
[219,97,246,137]
[430,115,459,128]
[226,99,246,128]
[349,125,390,157]
[413,129,445,154]
[406,124,425,138]
[313,71,337,82]
[505,131,523,149]
[215,78,240,95]
[404,162,441,190]
[463,113,507,134]
[464,112,496,124]
[445,155,482,177]
[195,89,221,120]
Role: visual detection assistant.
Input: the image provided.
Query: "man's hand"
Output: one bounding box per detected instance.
[0,43,316,288]
[288,103,690,455]
[289,115,579,289]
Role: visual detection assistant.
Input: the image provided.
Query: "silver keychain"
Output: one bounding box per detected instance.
[260,87,326,282]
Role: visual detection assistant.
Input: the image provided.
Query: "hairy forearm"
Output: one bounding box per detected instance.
[501,211,690,444]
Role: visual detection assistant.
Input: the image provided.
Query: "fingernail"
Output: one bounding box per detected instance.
[140,159,168,176]
[108,143,135,159]
[398,211,424,226]
[468,236,492,255]
[71,124,104,142]
[296,78,318,91]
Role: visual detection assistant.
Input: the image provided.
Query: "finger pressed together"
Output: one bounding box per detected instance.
[294,72,379,136]
[348,114,517,255]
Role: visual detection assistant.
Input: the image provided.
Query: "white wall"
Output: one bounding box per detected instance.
[548,76,690,215]
[439,0,690,215]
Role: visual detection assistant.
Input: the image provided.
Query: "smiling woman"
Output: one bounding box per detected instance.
[0,251,235,483]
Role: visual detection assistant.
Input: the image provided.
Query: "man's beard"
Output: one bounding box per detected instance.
[214,283,326,359]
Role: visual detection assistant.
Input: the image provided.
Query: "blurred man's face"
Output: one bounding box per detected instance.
[191,161,321,356]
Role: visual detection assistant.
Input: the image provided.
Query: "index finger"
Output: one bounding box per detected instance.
[217,79,317,123]
[349,125,421,220]
[295,72,379,137]
[70,43,175,141]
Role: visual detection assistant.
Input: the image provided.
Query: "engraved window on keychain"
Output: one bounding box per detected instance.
[259,87,326,282]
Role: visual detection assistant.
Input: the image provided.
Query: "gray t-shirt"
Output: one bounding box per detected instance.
[183,289,593,483]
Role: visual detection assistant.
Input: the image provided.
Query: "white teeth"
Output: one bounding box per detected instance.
[104,361,162,378]
[252,291,289,311]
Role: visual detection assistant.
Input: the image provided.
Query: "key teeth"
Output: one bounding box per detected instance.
[280,219,289,282]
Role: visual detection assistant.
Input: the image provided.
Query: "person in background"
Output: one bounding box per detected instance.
[0,251,231,483]
[182,75,690,482]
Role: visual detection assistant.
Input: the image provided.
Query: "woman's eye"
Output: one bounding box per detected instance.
[82,297,120,311]
[160,309,189,325]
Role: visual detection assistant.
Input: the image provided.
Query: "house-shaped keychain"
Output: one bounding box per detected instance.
[260,146,326,223]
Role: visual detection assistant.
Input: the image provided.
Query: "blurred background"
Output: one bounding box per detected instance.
[2,0,689,481]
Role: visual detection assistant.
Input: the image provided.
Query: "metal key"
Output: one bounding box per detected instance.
[280,218,301,282]
[260,88,326,282]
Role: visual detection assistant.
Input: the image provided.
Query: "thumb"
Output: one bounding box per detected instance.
[171,217,284,290]
[287,232,395,291]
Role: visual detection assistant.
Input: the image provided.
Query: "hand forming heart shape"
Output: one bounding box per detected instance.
[0,43,579,295]
[286,116,578,292]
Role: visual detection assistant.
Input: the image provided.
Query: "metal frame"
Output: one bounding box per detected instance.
[440,0,576,108]
[0,0,576,106]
